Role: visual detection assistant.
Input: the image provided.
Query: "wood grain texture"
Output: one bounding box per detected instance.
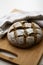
[0,9,43,65]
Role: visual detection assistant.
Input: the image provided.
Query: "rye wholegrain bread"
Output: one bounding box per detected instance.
[7,21,43,48]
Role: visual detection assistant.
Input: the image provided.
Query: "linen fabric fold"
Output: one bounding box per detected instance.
[0,11,43,38]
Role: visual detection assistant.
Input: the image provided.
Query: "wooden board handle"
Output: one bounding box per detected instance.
[0,49,19,65]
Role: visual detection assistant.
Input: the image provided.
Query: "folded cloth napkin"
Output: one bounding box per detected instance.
[0,11,43,38]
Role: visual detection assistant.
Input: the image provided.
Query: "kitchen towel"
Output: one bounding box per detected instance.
[0,11,43,38]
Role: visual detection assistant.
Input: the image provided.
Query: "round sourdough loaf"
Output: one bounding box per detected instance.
[7,21,43,48]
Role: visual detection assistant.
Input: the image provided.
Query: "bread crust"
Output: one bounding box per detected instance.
[7,21,43,48]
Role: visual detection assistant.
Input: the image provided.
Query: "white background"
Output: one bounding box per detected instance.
[0,0,43,18]
[0,0,43,65]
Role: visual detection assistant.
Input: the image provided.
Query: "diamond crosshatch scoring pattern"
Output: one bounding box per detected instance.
[0,9,43,65]
[7,20,42,48]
